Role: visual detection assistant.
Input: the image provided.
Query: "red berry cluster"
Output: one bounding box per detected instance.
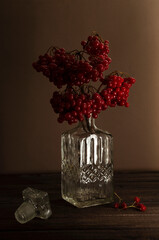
[114,193,146,212]
[100,74,136,108]
[49,73,134,125]
[81,35,111,81]
[50,91,108,124]
[81,35,110,57]
[33,35,111,88]
[33,33,136,124]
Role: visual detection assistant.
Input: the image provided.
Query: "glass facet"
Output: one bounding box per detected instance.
[61,117,114,208]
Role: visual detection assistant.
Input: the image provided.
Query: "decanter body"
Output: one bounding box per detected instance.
[61,117,114,208]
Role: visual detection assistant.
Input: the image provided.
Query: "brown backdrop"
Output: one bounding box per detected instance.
[1,0,159,173]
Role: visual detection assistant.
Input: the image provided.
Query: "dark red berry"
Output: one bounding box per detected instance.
[137,203,146,211]
[134,196,140,204]
[114,202,119,208]
[125,102,129,107]
[121,202,127,209]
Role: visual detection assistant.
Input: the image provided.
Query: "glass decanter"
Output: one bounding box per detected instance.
[61,116,114,208]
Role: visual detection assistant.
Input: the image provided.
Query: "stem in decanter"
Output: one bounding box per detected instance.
[80,116,96,133]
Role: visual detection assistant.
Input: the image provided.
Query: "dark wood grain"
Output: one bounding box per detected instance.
[0,171,159,240]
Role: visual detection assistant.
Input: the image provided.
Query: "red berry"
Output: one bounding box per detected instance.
[137,203,146,211]
[81,40,87,46]
[71,111,77,117]
[129,77,136,84]
[71,100,76,107]
[121,202,127,209]
[81,102,87,109]
[65,113,72,120]
[102,103,108,110]
[114,202,119,208]
[76,99,82,106]
[93,93,101,100]
[75,106,81,112]
[92,113,98,119]
[99,43,104,49]
[82,109,87,115]
[67,93,74,101]
[88,36,93,41]
[118,100,125,106]
[134,196,140,204]
[125,102,129,107]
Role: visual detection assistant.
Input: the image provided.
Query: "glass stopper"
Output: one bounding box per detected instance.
[15,187,52,224]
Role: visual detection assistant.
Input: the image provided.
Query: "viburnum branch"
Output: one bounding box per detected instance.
[114,192,122,203]
[97,83,104,93]
[114,193,146,212]
[32,32,136,125]
[87,85,98,94]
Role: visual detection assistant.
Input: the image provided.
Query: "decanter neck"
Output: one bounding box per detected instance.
[78,117,96,133]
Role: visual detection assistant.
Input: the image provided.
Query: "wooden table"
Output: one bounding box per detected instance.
[0,172,159,240]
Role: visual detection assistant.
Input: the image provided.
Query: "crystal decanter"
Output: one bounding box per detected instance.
[61,117,114,208]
